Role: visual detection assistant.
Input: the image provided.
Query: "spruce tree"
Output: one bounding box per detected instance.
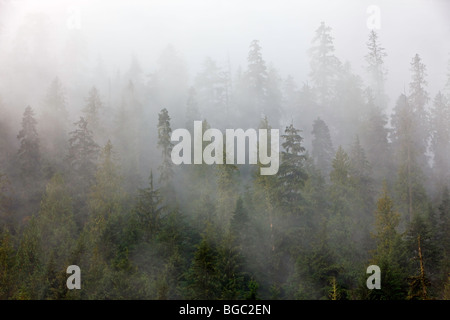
[430,92,450,190]
[365,30,388,108]
[135,171,164,241]
[391,94,428,223]
[277,123,308,214]
[408,54,430,169]
[88,140,123,220]
[17,106,41,182]
[367,184,408,299]
[311,117,334,178]
[359,89,392,185]
[67,116,100,220]
[308,22,341,106]
[246,40,268,118]
[82,86,103,138]
[185,87,201,129]
[157,108,174,193]
[186,232,220,299]
[40,77,69,168]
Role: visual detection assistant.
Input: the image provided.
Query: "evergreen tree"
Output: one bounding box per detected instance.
[0,173,12,227]
[365,30,388,108]
[17,106,41,182]
[157,108,174,193]
[216,138,238,229]
[230,197,249,237]
[359,89,392,185]
[186,231,220,299]
[265,65,282,127]
[435,187,450,297]
[88,140,123,220]
[349,136,374,213]
[67,117,99,184]
[308,22,341,106]
[82,86,103,138]
[391,94,428,223]
[34,173,77,299]
[40,77,69,170]
[430,92,450,191]
[291,224,341,299]
[367,184,408,299]
[194,57,227,124]
[113,81,144,194]
[0,229,17,299]
[185,87,201,129]
[408,54,430,169]
[135,171,164,241]
[405,215,437,299]
[245,40,268,119]
[311,117,334,178]
[67,117,100,223]
[277,123,308,214]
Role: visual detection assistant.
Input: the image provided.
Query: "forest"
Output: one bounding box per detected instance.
[0,2,449,300]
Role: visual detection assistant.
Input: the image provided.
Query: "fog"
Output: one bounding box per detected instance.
[0,0,449,300]
[1,1,449,109]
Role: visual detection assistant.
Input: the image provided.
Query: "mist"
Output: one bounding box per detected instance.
[0,0,449,300]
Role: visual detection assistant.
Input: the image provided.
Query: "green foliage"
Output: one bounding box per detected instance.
[311,118,334,177]
[17,106,41,182]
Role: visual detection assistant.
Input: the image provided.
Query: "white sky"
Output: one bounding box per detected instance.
[1,0,450,104]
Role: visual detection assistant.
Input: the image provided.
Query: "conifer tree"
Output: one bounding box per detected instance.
[0,173,12,227]
[135,171,164,241]
[308,22,341,106]
[34,173,77,299]
[40,77,69,167]
[17,106,41,182]
[67,117,100,222]
[359,89,392,184]
[0,229,17,299]
[88,140,123,220]
[277,123,307,214]
[82,86,103,138]
[185,87,201,129]
[311,117,334,178]
[157,108,174,189]
[367,184,408,299]
[365,30,388,108]
[391,94,428,223]
[246,40,268,118]
[186,231,220,299]
[430,92,450,190]
[408,54,430,169]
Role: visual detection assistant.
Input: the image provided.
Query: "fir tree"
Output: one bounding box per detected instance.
[308,22,341,106]
[40,77,69,167]
[185,87,201,129]
[311,117,334,178]
[365,30,388,108]
[359,89,392,185]
[157,108,174,186]
[391,94,428,223]
[277,123,308,214]
[88,140,123,220]
[367,184,408,299]
[408,54,430,169]
[67,117,100,221]
[430,92,450,190]
[246,40,268,118]
[186,231,220,299]
[135,171,164,241]
[17,106,41,181]
[82,86,103,138]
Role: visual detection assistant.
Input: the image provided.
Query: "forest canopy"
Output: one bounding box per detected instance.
[0,0,449,300]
